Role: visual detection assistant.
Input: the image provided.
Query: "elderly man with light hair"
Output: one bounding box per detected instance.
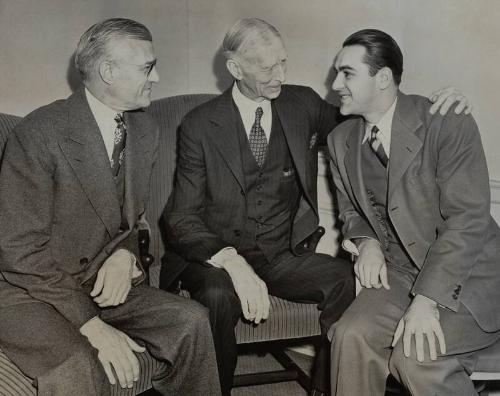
[0,18,220,396]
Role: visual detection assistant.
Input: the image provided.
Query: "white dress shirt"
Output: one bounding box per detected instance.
[232,83,272,141]
[85,88,122,161]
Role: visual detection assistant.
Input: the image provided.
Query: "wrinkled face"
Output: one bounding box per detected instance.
[236,35,287,101]
[107,38,159,111]
[332,45,378,118]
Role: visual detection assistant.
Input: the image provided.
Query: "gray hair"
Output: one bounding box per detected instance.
[222,18,282,60]
[74,18,152,81]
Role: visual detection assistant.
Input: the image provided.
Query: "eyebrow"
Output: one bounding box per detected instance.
[144,59,157,68]
[337,65,356,72]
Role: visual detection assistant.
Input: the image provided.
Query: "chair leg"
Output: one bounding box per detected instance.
[232,340,316,391]
[272,349,312,391]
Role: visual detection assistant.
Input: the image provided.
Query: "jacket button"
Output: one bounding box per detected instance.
[452,293,458,300]
[240,189,244,195]
[80,257,88,265]
[234,230,241,237]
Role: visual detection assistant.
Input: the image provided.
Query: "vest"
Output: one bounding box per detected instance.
[361,142,414,268]
[236,106,300,263]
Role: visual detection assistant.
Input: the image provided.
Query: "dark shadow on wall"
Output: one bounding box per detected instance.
[67,53,82,93]
[324,59,340,106]
[212,45,233,92]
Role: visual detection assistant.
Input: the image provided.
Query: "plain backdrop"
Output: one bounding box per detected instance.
[1,0,498,178]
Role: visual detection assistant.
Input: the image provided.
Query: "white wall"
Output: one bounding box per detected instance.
[1,0,499,178]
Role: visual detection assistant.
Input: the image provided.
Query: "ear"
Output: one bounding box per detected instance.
[226,58,243,80]
[377,67,392,90]
[99,60,115,85]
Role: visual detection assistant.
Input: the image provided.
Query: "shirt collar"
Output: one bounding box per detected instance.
[85,88,122,159]
[232,83,272,137]
[362,97,398,156]
[85,88,123,133]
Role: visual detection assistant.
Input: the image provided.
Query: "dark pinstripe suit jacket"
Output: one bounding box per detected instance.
[164,84,339,283]
[0,88,158,328]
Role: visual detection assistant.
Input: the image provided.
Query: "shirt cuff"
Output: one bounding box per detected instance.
[342,237,380,257]
[207,247,237,268]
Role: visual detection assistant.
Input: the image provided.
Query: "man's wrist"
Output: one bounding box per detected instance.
[207,247,238,269]
[413,294,438,308]
[79,315,102,335]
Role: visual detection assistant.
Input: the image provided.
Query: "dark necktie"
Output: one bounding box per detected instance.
[369,125,389,167]
[111,113,127,176]
[248,107,268,167]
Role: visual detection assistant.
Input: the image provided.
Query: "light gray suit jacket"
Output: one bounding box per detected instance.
[328,91,500,332]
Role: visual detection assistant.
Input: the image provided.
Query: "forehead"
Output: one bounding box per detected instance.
[334,45,368,71]
[108,38,155,65]
[241,35,286,66]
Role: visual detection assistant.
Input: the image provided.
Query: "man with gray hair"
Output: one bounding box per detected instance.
[0,18,220,395]
[162,17,470,395]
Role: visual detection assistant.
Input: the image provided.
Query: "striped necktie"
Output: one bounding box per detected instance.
[369,125,388,167]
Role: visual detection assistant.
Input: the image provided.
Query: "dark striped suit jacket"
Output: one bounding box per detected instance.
[163,84,339,285]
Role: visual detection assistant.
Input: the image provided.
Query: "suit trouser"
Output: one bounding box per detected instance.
[0,283,221,396]
[328,265,500,396]
[172,250,355,396]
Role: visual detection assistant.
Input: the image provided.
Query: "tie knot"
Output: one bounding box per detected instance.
[255,107,263,120]
[370,125,379,142]
[114,113,125,125]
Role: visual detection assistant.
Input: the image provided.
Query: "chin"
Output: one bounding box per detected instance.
[266,89,282,100]
[339,105,351,116]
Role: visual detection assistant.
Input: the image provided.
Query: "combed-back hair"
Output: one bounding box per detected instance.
[222,18,282,60]
[74,18,152,80]
[343,29,403,85]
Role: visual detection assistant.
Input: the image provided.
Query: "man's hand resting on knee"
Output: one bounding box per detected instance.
[217,251,270,324]
[392,294,446,362]
[80,317,146,388]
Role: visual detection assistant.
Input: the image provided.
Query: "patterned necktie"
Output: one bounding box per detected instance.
[111,113,127,176]
[369,125,389,167]
[248,107,268,167]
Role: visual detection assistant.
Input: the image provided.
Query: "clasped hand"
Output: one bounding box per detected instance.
[222,254,270,324]
[91,248,136,307]
[392,294,446,362]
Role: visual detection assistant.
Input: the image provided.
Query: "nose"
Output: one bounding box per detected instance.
[332,72,343,91]
[273,63,286,83]
[149,65,160,83]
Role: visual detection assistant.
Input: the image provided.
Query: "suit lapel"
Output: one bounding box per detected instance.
[207,88,245,190]
[344,120,385,240]
[59,89,121,236]
[273,93,311,205]
[388,93,423,199]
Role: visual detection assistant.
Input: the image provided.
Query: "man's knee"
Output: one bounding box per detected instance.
[328,313,374,348]
[389,342,426,385]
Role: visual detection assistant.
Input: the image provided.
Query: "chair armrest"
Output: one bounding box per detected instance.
[304,226,325,251]
[138,229,154,274]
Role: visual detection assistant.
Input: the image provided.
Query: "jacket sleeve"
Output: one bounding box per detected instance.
[164,117,227,263]
[412,113,491,311]
[327,131,378,252]
[0,124,99,328]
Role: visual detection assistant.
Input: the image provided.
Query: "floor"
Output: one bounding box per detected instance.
[141,349,500,395]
